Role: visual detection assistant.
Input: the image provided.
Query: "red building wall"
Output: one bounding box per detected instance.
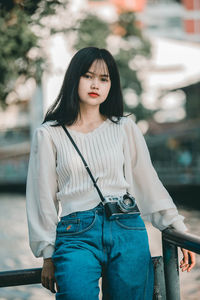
[182,0,200,35]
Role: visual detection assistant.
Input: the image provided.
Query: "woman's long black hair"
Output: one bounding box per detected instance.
[43,47,129,126]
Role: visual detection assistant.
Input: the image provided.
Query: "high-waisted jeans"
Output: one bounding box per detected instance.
[52,202,154,300]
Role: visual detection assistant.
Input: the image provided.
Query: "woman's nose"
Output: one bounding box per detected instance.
[91,78,99,89]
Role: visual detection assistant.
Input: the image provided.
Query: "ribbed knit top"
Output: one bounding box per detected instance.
[55,118,129,209]
[26,116,187,259]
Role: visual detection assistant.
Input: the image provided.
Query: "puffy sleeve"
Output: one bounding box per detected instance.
[123,117,188,232]
[26,126,59,258]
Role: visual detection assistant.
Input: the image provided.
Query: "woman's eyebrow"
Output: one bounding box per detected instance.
[87,71,109,77]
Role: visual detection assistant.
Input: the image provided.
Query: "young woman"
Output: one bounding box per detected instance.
[26,47,195,299]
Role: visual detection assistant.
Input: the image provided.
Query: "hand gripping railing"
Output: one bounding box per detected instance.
[162,228,200,300]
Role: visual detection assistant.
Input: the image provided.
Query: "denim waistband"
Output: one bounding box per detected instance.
[61,202,104,220]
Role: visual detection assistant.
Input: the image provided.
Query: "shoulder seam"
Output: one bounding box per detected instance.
[34,123,56,143]
[121,115,135,125]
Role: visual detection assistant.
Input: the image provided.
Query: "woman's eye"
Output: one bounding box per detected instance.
[83,74,92,79]
[101,77,108,82]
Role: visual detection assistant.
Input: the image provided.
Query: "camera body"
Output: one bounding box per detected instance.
[103,193,140,219]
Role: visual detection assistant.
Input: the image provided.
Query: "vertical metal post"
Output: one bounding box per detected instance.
[162,237,180,300]
[152,256,166,300]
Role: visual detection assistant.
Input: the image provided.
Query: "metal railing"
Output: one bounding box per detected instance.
[162,228,200,300]
[0,268,41,287]
[0,229,200,299]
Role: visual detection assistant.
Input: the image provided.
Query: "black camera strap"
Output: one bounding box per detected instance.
[61,125,106,204]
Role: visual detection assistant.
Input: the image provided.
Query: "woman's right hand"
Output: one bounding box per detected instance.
[41,258,58,293]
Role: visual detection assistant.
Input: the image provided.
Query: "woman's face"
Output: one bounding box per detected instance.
[78,59,111,107]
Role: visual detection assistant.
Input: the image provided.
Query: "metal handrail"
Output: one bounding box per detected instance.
[0,268,41,288]
[162,228,200,300]
[162,228,200,254]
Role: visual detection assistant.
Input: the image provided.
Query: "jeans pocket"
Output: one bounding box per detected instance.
[56,218,80,235]
[115,214,146,230]
[56,212,97,236]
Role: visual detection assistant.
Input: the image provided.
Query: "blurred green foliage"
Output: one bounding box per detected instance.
[0,8,43,105]
[74,14,110,49]
[0,0,67,106]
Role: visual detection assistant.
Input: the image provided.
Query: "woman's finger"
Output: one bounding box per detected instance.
[41,273,50,291]
[44,276,50,291]
[49,277,56,293]
[180,249,188,271]
[180,248,189,271]
[180,248,196,272]
[187,251,196,272]
[181,248,188,263]
[41,274,46,288]
[55,279,59,293]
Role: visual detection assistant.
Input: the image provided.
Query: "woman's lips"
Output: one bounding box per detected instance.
[88,93,99,98]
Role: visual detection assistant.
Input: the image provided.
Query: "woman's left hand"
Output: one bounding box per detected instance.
[180,248,196,272]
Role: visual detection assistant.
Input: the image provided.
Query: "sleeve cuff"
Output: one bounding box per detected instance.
[42,245,55,259]
[170,219,188,232]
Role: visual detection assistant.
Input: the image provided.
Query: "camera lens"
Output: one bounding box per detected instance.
[118,195,136,212]
[123,198,134,207]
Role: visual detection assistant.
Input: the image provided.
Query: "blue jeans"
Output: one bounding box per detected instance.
[52,203,154,300]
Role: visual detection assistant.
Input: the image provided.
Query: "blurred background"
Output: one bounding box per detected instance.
[0,0,199,299]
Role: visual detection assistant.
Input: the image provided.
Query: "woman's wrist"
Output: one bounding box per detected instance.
[42,245,55,259]
[44,257,53,263]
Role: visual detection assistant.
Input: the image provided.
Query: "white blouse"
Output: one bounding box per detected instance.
[26,116,187,258]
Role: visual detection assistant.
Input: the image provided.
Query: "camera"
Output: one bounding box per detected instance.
[103,193,140,219]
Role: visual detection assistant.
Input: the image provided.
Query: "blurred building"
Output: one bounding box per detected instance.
[182,0,200,41]
[143,0,200,42]
[89,0,200,42]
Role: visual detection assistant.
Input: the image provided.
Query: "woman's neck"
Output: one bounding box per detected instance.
[66,114,107,133]
[76,109,106,127]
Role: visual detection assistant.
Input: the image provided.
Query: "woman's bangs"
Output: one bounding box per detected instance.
[92,59,110,77]
[80,57,110,78]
